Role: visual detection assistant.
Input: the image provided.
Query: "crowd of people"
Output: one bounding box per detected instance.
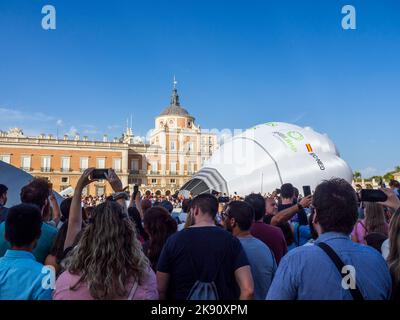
[0,169,400,300]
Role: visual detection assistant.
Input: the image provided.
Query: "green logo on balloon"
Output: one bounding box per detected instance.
[287,131,304,141]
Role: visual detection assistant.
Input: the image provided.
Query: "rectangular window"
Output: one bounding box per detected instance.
[80,157,89,171]
[188,162,195,174]
[170,179,176,184]
[0,155,11,164]
[82,187,88,196]
[188,142,194,151]
[170,162,177,174]
[97,157,106,169]
[96,186,105,196]
[21,156,31,171]
[129,178,142,185]
[41,156,51,172]
[113,158,122,172]
[131,159,139,173]
[151,161,158,173]
[61,177,69,184]
[61,157,70,172]
[151,179,157,184]
[170,141,176,151]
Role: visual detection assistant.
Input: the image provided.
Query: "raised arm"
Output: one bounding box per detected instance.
[64,168,94,251]
[135,191,143,219]
[270,195,312,226]
[105,169,123,192]
[49,190,61,226]
[379,188,400,211]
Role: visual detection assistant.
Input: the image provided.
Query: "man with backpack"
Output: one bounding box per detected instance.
[157,193,254,300]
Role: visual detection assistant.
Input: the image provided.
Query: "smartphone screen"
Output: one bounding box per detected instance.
[91,169,108,180]
[303,186,312,197]
[360,189,387,202]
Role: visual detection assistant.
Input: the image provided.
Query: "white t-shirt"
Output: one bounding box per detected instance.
[381,239,390,260]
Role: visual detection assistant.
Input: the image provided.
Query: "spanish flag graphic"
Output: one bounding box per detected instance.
[306,144,313,153]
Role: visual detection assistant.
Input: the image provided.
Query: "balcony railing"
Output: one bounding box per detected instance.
[60,168,71,173]
[20,167,31,172]
[150,171,158,175]
[41,167,52,172]
[80,168,88,172]
[130,170,140,175]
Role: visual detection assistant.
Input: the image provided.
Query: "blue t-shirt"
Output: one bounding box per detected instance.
[238,237,277,300]
[292,223,312,248]
[0,250,53,300]
[0,222,58,264]
[267,232,392,300]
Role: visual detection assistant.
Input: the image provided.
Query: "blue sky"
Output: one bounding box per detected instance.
[0,0,399,177]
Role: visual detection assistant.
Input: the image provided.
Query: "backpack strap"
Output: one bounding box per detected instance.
[317,242,364,301]
[295,224,301,247]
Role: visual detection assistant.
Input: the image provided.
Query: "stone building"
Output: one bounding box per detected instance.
[0,80,218,196]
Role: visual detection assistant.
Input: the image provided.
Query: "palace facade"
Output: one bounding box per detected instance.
[0,82,218,196]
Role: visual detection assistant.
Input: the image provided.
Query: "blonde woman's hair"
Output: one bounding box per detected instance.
[388,211,400,284]
[64,201,149,299]
[364,202,387,235]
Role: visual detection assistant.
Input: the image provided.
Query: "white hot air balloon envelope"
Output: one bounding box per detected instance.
[181,122,353,196]
[0,161,64,207]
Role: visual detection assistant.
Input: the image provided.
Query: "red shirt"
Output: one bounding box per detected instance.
[250,221,288,264]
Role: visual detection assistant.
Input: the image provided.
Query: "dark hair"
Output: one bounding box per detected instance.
[191,194,218,218]
[227,201,255,231]
[281,183,294,199]
[182,199,192,213]
[5,204,42,247]
[309,209,318,240]
[365,232,388,253]
[128,207,148,241]
[244,193,265,221]
[389,179,400,188]
[20,178,51,209]
[293,187,299,199]
[159,200,173,213]
[277,222,294,246]
[0,184,8,198]
[60,197,72,222]
[141,199,152,213]
[313,178,358,235]
[49,222,68,262]
[143,207,177,270]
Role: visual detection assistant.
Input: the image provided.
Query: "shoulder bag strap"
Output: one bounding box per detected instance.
[317,242,364,301]
[127,280,139,300]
